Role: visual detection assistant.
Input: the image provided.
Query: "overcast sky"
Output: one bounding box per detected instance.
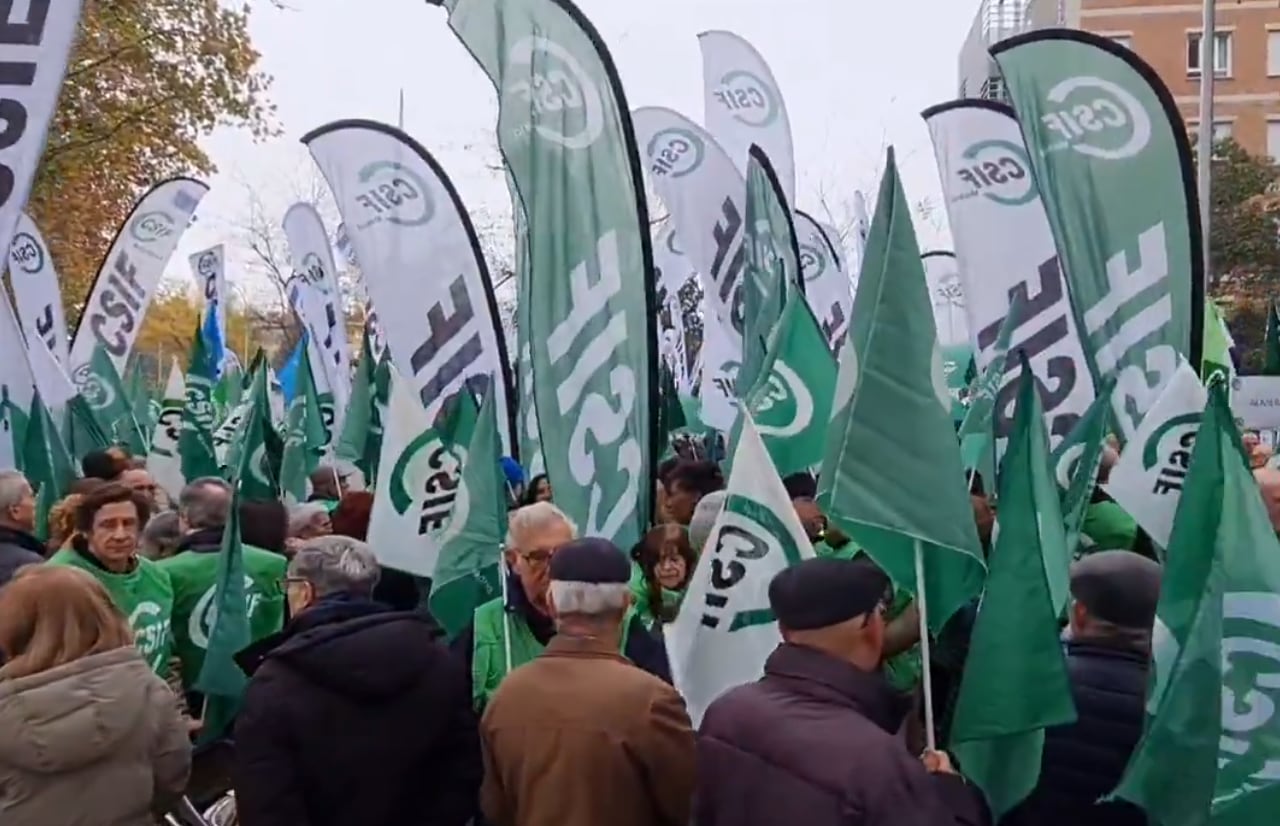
[173,0,978,294]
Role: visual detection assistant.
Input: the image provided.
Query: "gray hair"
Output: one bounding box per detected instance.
[288,502,329,536]
[506,501,577,550]
[0,470,31,516]
[288,535,381,598]
[140,511,183,560]
[548,581,631,617]
[689,490,728,553]
[178,477,232,530]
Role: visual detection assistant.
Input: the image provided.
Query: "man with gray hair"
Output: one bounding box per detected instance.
[452,501,671,711]
[480,537,696,826]
[0,470,42,586]
[234,535,481,826]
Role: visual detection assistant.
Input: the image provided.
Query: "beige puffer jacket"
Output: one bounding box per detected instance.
[0,647,192,826]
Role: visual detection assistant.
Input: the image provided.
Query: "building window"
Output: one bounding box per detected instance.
[1188,120,1234,149]
[1269,121,1280,162]
[1111,35,1134,52]
[1187,31,1232,77]
[1269,31,1280,76]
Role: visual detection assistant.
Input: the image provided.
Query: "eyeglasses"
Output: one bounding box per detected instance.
[281,576,309,589]
[515,548,556,568]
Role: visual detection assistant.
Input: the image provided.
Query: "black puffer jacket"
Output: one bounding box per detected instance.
[0,526,44,587]
[233,595,481,826]
[1003,637,1149,826]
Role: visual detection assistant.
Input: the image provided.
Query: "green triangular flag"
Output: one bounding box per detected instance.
[226,365,282,501]
[22,391,77,542]
[279,349,327,503]
[950,357,1077,817]
[1264,301,1280,377]
[658,361,687,456]
[1,382,28,473]
[1053,383,1114,558]
[75,345,147,455]
[335,328,376,472]
[739,145,799,392]
[742,288,836,477]
[1113,382,1280,824]
[429,382,506,640]
[1201,299,1234,389]
[957,294,1025,490]
[193,460,253,745]
[816,148,985,632]
[180,324,221,482]
[213,359,244,421]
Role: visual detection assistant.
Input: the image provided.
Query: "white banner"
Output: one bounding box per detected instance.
[0,290,35,469]
[0,2,85,270]
[368,366,465,578]
[283,202,353,419]
[665,413,814,725]
[1232,376,1280,430]
[925,100,1095,449]
[699,318,739,432]
[653,224,695,393]
[146,360,186,500]
[305,121,513,449]
[286,277,339,448]
[1108,359,1206,549]
[633,106,746,346]
[794,211,852,351]
[8,212,69,365]
[699,29,796,206]
[27,332,75,409]
[68,178,208,378]
[188,244,227,352]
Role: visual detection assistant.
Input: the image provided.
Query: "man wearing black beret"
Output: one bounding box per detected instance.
[479,537,696,826]
[695,556,991,826]
[1003,550,1161,826]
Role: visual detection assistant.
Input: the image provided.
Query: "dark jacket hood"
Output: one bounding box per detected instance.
[0,525,45,556]
[260,595,439,702]
[175,526,224,555]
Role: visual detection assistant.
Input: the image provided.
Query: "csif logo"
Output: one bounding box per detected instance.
[9,232,43,274]
[798,242,828,284]
[699,494,806,633]
[389,429,468,540]
[956,139,1035,206]
[713,70,779,128]
[354,161,432,228]
[1042,75,1153,160]
[130,211,176,244]
[300,252,330,294]
[505,35,605,150]
[646,127,705,178]
[71,363,116,411]
[751,362,814,439]
[1141,412,1201,495]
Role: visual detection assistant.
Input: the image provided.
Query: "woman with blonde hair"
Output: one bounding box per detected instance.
[0,565,191,825]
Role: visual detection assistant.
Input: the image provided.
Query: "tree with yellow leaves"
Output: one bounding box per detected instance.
[31,0,276,324]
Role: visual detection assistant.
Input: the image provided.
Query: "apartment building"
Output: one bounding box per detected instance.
[959,0,1280,160]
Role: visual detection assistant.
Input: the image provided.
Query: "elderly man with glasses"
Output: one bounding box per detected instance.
[234,536,481,826]
[451,501,672,711]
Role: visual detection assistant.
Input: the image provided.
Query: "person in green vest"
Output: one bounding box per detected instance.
[1079,444,1155,559]
[159,476,286,709]
[450,502,672,711]
[47,482,175,678]
[628,524,696,630]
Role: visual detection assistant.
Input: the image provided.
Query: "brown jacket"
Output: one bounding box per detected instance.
[0,647,192,826]
[480,634,696,826]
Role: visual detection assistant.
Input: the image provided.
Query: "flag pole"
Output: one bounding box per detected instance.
[1197,0,1216,286]
[913,539,937,752]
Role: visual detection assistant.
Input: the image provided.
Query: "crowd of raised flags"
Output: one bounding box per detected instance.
[4,0,1280,824]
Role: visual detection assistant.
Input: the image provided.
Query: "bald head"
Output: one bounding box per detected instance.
[1256,468,1280,533]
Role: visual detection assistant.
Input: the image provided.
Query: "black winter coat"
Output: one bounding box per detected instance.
[1003,637,1149,826]
[696,643,990,826]
[0,526,44,587]
[233,595,482,826]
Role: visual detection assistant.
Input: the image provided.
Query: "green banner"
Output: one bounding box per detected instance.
[740,145,800,393]
[991,30,1203,443]
[435,0,656,547]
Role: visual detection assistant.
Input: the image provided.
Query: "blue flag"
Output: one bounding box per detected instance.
[201,303,226,381]
[277,331,308,405]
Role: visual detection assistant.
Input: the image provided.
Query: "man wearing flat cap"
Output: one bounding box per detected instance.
[695,556,991,826]
[1004,550,1161,826]
[478,536,697,826]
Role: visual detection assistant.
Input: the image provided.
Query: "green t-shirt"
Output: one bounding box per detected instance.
[157,545,287,689]
[47,548,175,676]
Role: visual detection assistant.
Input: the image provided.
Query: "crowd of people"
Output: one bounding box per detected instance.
[0,432,1263,826]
